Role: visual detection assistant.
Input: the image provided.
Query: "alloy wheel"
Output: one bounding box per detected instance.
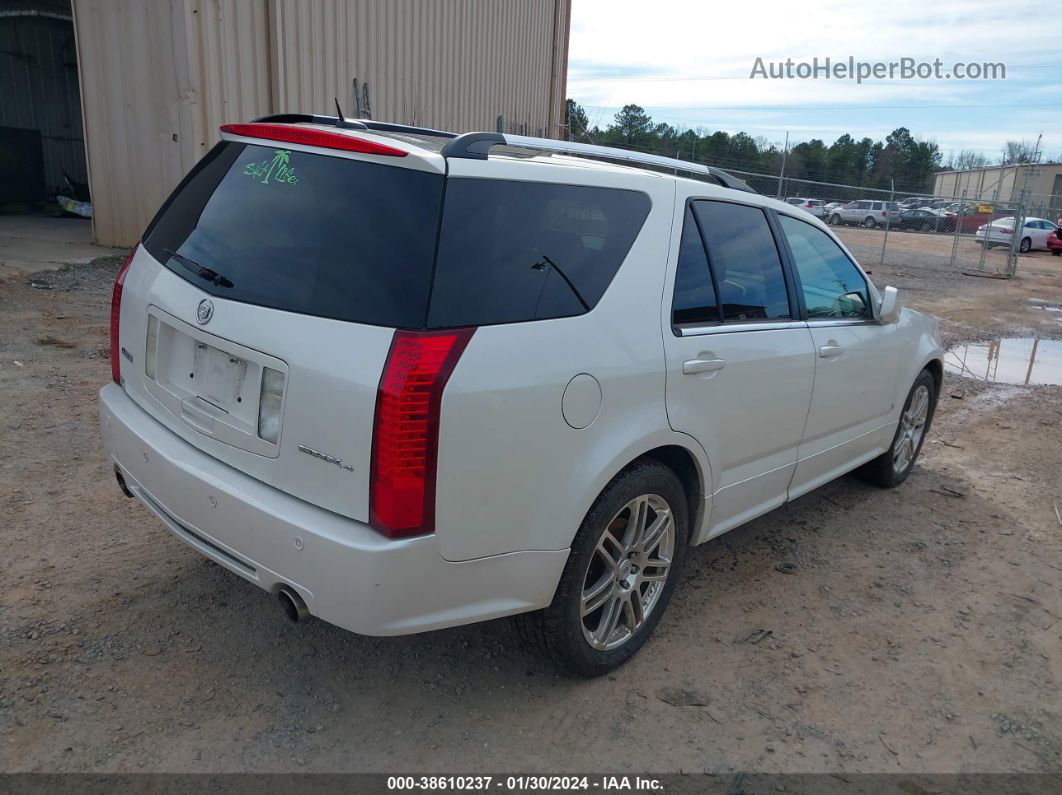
[893,384,929,474]
[580,494,675,651]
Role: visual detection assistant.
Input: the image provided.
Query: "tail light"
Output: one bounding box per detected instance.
[370,328,475,538]
[257,367,286,444]
[110,244,138,384]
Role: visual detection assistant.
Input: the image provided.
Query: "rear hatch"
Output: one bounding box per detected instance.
[119,130,445,523]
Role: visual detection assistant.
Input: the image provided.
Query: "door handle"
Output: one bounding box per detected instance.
[683,357,726,375]
[818,343,845,359]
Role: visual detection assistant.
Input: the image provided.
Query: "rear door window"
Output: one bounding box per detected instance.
[426,179,650,328]
[144,142,445,328]
[671,206,719,327]
[691,200,791,322]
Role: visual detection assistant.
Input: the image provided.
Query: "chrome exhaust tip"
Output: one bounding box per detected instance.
[277,586,309,623]
[114,466,133,498]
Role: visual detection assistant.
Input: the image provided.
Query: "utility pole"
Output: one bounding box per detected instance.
[1005,132,1041,277]
[776,131,790,198]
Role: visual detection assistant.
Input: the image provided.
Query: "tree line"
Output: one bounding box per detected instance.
[565,100,1044,193]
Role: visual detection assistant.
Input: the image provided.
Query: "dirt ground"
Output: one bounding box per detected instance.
[1,229,1060,774]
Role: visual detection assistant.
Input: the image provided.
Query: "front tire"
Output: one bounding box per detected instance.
[858,369,936,488]
[829,214,842,225]
[518,461,689,677]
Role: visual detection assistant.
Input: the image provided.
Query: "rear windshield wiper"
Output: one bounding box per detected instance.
[531,255,590,311]
[163,248,234,289]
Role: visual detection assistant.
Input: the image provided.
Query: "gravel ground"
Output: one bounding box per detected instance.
[1,243,1060,774]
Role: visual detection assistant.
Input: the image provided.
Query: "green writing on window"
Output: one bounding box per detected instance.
[243,149,299,186]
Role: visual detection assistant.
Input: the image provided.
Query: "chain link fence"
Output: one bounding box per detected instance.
[724,168,1058,278]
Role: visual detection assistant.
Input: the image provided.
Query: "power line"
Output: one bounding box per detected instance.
[583,102,1062,111]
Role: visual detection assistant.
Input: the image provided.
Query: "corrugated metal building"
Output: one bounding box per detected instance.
[71,0,570,246]
[934,163,1062,218]
[0,0,87,201]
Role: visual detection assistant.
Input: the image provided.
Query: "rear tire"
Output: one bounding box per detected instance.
[857,369,936,488]
[1019,237,1032,253]
[863,216,877,229]
[1051,249,1061,256]
[516,461,688,677]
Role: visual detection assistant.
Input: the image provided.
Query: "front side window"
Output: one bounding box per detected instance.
[691,201,790,322]
[779,215,870,319]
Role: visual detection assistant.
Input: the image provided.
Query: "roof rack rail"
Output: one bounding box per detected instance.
[441,132,755,193]
[251,113,457,139]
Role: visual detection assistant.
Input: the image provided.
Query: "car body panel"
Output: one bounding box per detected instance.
[101,124,945,637]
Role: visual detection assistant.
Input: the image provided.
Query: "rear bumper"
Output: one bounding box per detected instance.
[99,383,568,636]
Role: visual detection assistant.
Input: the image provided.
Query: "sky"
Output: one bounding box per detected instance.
[566,0,1061,162]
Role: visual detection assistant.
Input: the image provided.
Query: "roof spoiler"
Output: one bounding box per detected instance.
[252,113,457,139]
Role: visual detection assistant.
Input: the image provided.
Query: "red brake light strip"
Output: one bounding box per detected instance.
[220,123,408,157]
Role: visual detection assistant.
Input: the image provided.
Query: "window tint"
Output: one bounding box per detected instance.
[691,201,790,322]
[671,206,719,327]
[779,215,870,319]
[427,179,650,328]
[144,142,444,328]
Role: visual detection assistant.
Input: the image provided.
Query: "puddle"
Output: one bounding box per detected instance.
[944,337,1062,386]
[1026,298,1062,313]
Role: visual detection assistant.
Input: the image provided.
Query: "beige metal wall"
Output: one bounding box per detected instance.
[934,164,1062,204]
[269,0,569,135]
[73,0,569,246]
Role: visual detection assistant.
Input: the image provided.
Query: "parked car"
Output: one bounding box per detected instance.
[829,200,900,228]
[785,197,826,218]
[897,208,953,232]
[823,201,846,214]
[1047,227,1062,256]
[99,117,943,676]
[975,217,1060,252]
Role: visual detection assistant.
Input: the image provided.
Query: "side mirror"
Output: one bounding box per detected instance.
[878,286,901,324]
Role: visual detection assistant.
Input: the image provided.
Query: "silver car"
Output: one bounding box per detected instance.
[829,200,901,228]
[785,197,826,218]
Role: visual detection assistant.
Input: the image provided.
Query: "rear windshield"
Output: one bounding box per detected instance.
[144,141,650,329]
[143,142,444,328]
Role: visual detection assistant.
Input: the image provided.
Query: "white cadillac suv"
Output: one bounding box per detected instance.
[99,115,943,676]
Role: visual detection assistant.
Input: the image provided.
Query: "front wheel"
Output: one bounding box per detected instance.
[858,370,936,488]
[829,214,842,225]
[517,461,688,677]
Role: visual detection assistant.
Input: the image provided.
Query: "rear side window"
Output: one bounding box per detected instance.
[427,179,650,328]
[671,206,719,327]
[691,201,791,321]
[144,142,445,328]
